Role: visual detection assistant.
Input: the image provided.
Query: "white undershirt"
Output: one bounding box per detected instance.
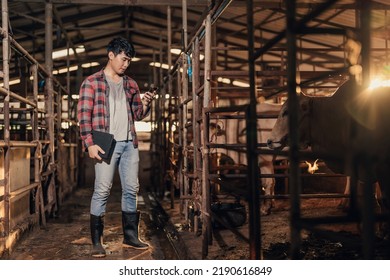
[107,77,131,141]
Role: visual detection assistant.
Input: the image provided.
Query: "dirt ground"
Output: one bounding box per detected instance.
[3,186,173,260]
[162,162,390,260]
[261,199,390,260]
[4,187,390,260]
[3,151,390,260]
[2,152,174,260]
[164,196,390,260]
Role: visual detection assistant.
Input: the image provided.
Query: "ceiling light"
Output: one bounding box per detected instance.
[217,77,231,84]
[232,80,250,88]
[53,65,79,75]
[149,62,171,70]
[0,78,21,86]
[171,48,182,55]
[82,62,100,68]
[52,45,85,59]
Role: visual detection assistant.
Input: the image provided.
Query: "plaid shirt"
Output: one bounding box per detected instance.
[77,69,149,149]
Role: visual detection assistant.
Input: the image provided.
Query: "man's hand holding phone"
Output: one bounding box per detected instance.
[142,87,158,107]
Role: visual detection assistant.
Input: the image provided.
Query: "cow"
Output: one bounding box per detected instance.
[203,102,282,215]
[237,102,283,215]
[267,79,390,214]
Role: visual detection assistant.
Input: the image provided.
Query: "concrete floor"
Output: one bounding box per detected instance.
[3,151,180,260]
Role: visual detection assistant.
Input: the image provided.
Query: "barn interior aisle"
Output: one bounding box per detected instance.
[1,0,390,261]
[3,151,173,260]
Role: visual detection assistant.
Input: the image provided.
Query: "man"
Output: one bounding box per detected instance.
[77,37,155,258]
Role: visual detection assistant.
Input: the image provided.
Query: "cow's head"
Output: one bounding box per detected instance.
[267,95,311,150]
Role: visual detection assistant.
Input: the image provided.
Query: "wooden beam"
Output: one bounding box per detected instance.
[13,0,208,6]
[12,0,390,9]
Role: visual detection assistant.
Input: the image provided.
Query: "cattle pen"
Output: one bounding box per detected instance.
[1,0,390,264]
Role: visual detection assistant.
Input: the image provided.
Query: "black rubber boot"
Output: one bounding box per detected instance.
[122,211,149,250]
[90,214,106,258]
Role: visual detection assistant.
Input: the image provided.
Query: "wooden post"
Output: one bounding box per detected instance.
[246,0,262,260]
[31,63,46,227]
[286,0,303,260]
[2,0,11,236]
[201,14,212,259]
[45,1,58,214]
[192,38,201,235]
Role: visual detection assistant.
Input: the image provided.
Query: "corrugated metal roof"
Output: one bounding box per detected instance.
[1,0,390,96]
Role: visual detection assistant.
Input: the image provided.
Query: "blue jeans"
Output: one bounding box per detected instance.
[90,141,140,216]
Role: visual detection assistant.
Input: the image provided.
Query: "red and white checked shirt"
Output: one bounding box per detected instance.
[77,69,149,149]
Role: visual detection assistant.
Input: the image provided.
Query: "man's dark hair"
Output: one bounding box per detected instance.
[107,37,136,58]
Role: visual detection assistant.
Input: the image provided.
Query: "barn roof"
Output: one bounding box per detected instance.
[2,0,390,96]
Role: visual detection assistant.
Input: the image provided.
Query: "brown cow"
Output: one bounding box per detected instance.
[238,102,283,215]
[267,79,390,212]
